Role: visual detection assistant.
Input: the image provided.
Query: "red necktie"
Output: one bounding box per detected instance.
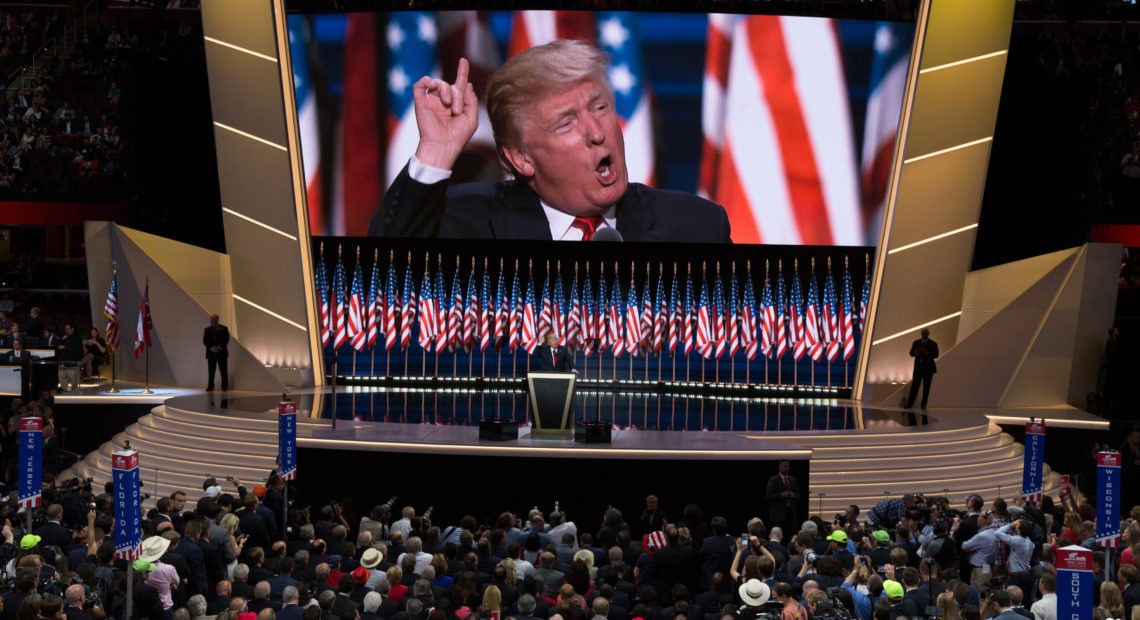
[571,215,605,241]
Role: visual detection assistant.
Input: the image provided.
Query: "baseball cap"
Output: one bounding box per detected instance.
[133,558,156,573]
[19,534,40,550]
[826,530,848,544]
[872,530,891,545]
[883,580,904,601]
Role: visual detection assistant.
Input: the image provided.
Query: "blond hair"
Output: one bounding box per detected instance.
[485,40,612,176]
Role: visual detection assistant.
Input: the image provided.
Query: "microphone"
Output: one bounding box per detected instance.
[592,227,623,242]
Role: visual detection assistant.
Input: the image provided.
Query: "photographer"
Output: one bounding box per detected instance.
[840,556,880,620]
[64,582,105,620]
[994,519,1037,605]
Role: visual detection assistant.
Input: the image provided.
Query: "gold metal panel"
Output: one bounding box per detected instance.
[203,42,288,147]
[902,56,1007,160]
[919,0,1015,70]
[200,0,278,60]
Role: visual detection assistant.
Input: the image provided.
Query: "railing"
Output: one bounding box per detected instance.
[4,0,102,91]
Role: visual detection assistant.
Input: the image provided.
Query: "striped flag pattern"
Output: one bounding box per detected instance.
[805,271,823,362]
[841,266,856,360]
[332,257,347,350]
[316,255,330,347]
[134,284,153,358]
[400,263,416,350]
[789,269,806,361]
[103,274,119,352]
[521,275,538,354]
[741,273,758,361]
[366,259,381,349]
[384,261,398,351]
[823,268,840,362]
[703,15,861,246]
[508,269,522,353]
[348,262,367,352]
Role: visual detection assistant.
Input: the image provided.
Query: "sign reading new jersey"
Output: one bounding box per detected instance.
[17,418,43,508]
[278,401,297,482]
[1096,451,1121,547]
[1021,421,1045,503]
[112,450,142,561]
[1056,545,1092,620]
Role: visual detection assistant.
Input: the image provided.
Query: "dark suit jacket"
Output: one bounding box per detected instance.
[649,543,700,605]
[531,344,573,371]
[204,324,230,359]
[909,338,939,376]
[764,473,800,525]
[370,165,732,243]
[35,521,76,554]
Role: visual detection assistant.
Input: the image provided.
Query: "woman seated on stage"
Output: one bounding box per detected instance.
[79,327,107,379]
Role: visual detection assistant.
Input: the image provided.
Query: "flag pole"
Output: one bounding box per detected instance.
[371,250,378,383]
[403,250,411,423]
[671,262,677,431]
[730,261,737,388]
[810,257,816,389]
[844,254,851,390]
[422,253,430,380]
[141,278,152,395]
[107,260,120,393]
[826,256,833,390]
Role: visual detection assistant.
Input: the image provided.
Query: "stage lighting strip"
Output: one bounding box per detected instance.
[300,435,811,460]
[870,312,960,347]
[212,121,287,152]
[221,207,298,241]
[203,36,279,63]
[234,294,307,331]
[918,50,1007,75]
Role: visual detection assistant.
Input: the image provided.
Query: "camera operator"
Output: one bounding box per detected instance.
[956,509,999,591]
[841,556,880,620]
[865,495,919,532]
[994,519,1037,605]
[35,504,77,555]
[64,582,105,620]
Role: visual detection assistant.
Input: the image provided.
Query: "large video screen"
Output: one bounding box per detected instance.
[289,10,915,246]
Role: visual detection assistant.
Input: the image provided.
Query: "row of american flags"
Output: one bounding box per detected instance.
[315,246,872,366]
[293,11,912,244]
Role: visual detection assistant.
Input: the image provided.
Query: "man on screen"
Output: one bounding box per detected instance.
[369,40,731,243]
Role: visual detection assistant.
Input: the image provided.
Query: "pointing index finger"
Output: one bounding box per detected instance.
[453,57,470,114]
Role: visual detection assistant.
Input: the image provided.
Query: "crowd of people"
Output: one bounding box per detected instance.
[0,465,1136,620]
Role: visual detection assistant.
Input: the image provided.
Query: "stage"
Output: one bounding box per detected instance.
[53,380,1108,524]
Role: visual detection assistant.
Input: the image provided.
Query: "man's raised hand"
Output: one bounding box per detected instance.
[413,57,479,171]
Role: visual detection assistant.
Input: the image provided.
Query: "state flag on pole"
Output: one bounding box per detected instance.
[134,284,153,358]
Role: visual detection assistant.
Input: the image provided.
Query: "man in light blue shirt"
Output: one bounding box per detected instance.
[995,519,1037,605]
[960,511,1000,590]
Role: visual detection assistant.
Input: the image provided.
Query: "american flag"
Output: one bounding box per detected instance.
[624,275,641,356]
[609,272,625,358]
[288,18,323,234]
[479,267,492,352]
[652,274,667,355]
[789,269,806,361]
[741,272,758,361]
[759,276,776,359]
[640,276,653,353]
[332,256,347,350]
[701,15,861,245]
[726,273,740,358]
[508,10,594,57]
[596,12,655,186]
[434,264,448,352]
[348,261,367,352]
[134,283,153,358]
[315,255,330,347]
[859,268,871,335]
[805,271,824,362]
[595,270,609,354]
[103,273,119,352]
[696,274,713,360]
[521,275,538,354]
[697,13,734,200]
[567,275,582,351]
[538,274,552,342]
[384,13,440,187]
[384,261,399,351]
[463,265,479,352]
[495,268,509,349]
[399,262,416,351]
[841,266,856,361]
[508,269,523,353]
[448,265,463,352]
[366,258,381,349]
[581,275,594,356]
[551,271,565,345]
[861,24,909,244]
[667,272,681,356]
[417,264,436,352]
[713,274,727,359]
[822,267,840,362]
[774,270,788,360]
[682,270,696,356]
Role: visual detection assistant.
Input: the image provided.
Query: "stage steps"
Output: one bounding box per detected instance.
[62,403,1059,518]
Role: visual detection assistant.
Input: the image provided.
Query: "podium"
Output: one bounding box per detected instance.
[526,372,576,437]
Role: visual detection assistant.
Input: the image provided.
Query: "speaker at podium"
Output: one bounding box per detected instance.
[526,372,576,437]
